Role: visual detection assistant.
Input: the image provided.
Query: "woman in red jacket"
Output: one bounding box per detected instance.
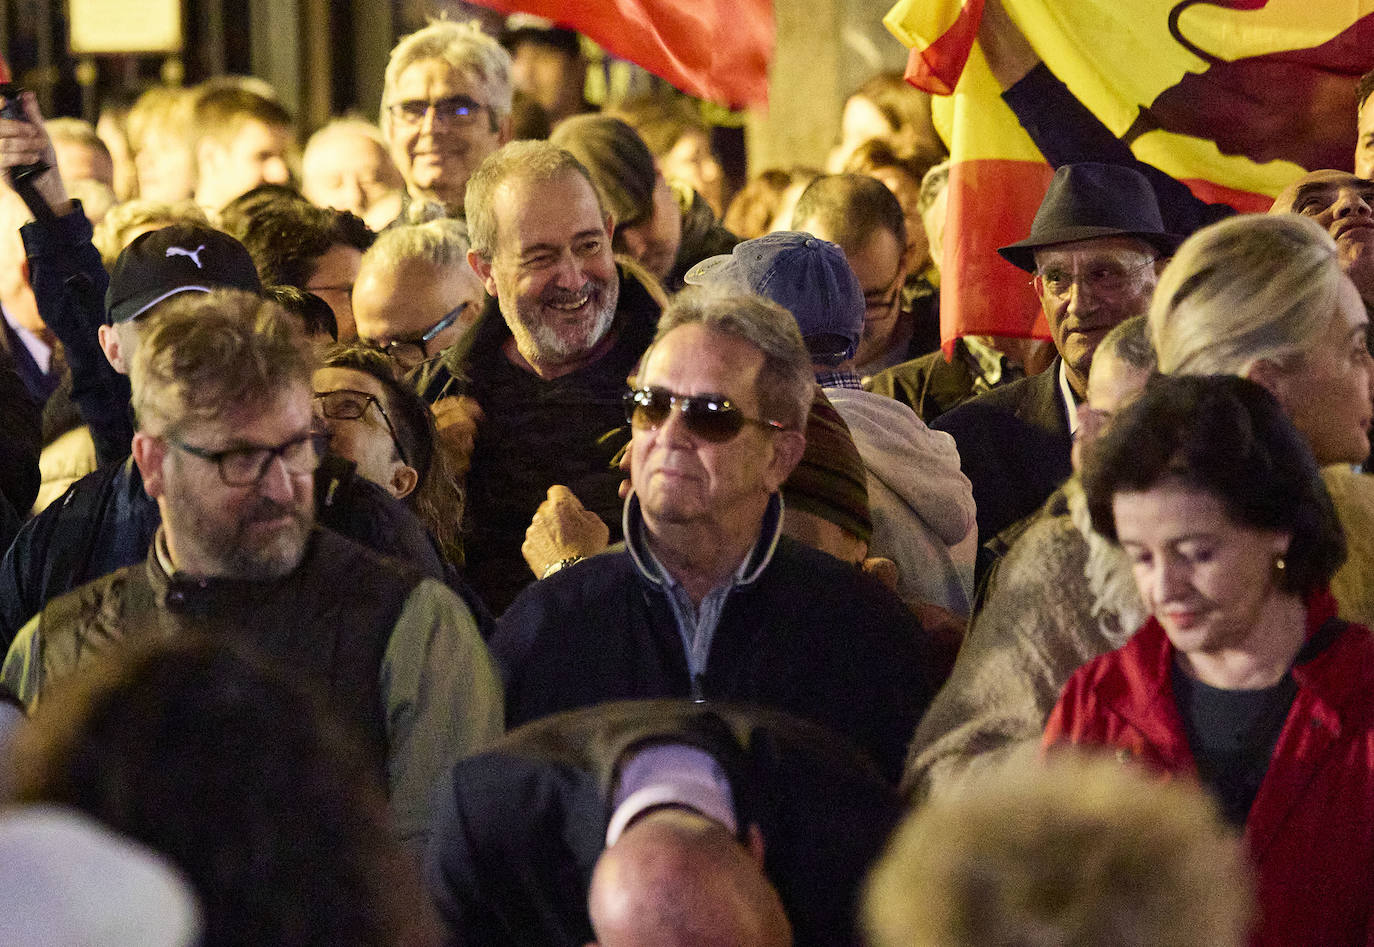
[1045,374,1374,947]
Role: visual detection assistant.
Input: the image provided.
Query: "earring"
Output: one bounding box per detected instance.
[1274,555,1287,573]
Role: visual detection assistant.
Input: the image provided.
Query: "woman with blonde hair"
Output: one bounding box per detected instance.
[1149,212,1374,622]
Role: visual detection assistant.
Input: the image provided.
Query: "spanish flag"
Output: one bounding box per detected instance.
[884,0,1374,347]
[474,0,773,108]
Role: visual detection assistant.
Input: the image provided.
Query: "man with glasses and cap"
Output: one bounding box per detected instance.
[490,286,940,784]
[931,162,1179,579]
[3,290,503,854]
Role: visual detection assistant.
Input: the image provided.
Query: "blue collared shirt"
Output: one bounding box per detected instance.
[624,493,784,699]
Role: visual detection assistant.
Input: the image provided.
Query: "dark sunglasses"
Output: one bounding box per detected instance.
[623,386,785,443]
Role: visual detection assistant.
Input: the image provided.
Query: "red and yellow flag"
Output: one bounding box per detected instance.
[473,0,774,109]
[884,0,1374,347]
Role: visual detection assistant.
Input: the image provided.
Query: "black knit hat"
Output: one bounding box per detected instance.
[105,225,262,324]
[997,163,1184,273]
[783,388,872,544]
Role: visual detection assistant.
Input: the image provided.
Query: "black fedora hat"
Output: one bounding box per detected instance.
[998,162,1185,273]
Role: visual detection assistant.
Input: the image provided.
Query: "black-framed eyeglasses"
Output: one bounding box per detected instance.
[363,301,470,367]
[313,388,410,468]
[387,95,487,128]
[165,431,329,487]
[623,386,785,443]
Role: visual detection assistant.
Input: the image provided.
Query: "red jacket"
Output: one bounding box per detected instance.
[1044,590,1374,947]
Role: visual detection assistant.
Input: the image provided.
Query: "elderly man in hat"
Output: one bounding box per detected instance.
[931,162,1180,563]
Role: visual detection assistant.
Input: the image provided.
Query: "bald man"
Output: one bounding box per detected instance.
[425,701,900,947]
[351,219,485,361]
[588,809,793,947]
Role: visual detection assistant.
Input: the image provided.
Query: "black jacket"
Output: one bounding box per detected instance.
[932,359,1072,558]
[411,263,663,614]
[425,701,902,947]
[19,203,131,466]
[0,348,40,532]
[491,531,940,784]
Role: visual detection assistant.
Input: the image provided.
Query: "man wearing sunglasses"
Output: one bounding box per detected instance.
[491,289,940,784]
[3,293,503,855]
[685,232,978,621]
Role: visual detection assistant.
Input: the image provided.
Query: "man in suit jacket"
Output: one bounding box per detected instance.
[424,700,901,947]
[932,163,1180,566]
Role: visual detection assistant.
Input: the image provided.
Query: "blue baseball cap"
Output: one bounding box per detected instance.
[685,231,864,365]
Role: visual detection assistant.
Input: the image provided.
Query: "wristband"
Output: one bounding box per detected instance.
[541,555,583,579]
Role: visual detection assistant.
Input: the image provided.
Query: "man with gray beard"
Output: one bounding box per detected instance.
[3,292,504,853]
[411,140,662,612]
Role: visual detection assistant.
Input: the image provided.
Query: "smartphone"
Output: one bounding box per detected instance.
[0,82,50,181]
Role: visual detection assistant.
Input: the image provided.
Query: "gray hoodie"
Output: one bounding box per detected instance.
[825,387,977,615]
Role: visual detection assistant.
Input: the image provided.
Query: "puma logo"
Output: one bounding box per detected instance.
[166,245,207,268]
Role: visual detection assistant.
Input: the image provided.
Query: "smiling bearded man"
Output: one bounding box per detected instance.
[408,140,661,613]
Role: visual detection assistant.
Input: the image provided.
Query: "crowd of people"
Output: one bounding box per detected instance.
[0,4,1372,945]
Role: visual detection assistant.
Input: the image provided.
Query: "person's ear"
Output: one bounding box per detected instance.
[388,462,419,500]
[97,323,128,374]
[745,823,767,867]
[764,429,807,490]
[605,212,616,245]
[195,136,222,177]
[131,432,168,498]
[467,248,498,298]
[1245,357,1293,409]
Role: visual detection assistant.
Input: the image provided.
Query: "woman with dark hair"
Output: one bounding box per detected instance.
[7,637,441,947]
[1046,374,1373,947]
